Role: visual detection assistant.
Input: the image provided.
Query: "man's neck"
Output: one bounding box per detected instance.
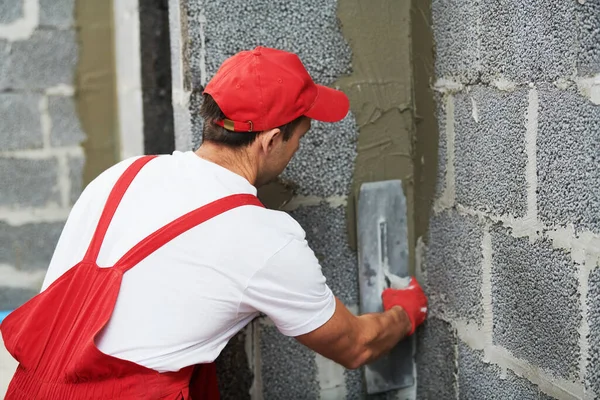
[194,143,258,186]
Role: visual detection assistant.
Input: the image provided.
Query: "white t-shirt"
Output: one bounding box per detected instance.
[41,151,336,372]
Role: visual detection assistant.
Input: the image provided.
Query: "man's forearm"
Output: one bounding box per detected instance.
[355,306,411,366]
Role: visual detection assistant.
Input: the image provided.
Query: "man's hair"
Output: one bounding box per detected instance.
[199,94,306,148]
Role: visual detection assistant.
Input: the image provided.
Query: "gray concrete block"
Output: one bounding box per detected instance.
[260,323,319,399]
[39,0,74,27]
[0,287,39,310]
[0,40,10,90]
[189,90,204,151]
[0,157,60,207]
[458,342,554,400]
[537,85,600,234]
[216,329,252,400]
[7,30,77,89]
[577,0,600,75]
[48,96,85,147]
[480,0,577,83]
[416,318,457,400]
[0,93,43,150]
[491,228,580,380]
[189,0,352,86]
[431,0,479,83]
[281,115,357,197]
[288,204,358,305]
[68,154,84,206]
[0,222,64,271]
[587,267,600,396]
[0,0,23,23]
[425,210,483,321]
[344,369,363,399]
[434,92,446,199]
[454,86,527,217]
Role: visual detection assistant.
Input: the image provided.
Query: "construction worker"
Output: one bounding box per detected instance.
[0,47,428,399]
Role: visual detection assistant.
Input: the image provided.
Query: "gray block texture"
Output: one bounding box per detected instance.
[425,210,483,322]
[48,95,85,147]
[68,154,84,206]
[0,0,23,23]
[0,287,39,310]
[39,0,74,27]
[216,329,252,400]
[458,342,555,400]
[454,86,527,218]
[0,157,60,207]
[434,92,446,199]
[480,0,577,83]
[577,0,600,75]
[186,0,357,196]
[491,228,580,380]
[288,204,358,305]
[588,267,600,396]
[260,323,318,400]
[431,0,479,83]
[0,221,64,271]
[0,93,43,150]
[7,30,77,89]
[0,40,9,90]
[416,318,457,400]
[537,85,600,234]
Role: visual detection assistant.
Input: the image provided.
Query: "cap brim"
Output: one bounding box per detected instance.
[304,85,350,123]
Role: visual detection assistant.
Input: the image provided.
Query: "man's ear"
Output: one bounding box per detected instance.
[259,128,282,154]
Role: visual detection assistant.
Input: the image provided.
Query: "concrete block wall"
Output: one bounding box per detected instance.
[422,0,600,398]
[0,0,84,312]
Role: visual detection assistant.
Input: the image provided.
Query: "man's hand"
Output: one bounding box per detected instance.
[382,277,428,335]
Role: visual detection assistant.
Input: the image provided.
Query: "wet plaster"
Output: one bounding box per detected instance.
[336,0,417,268]
[75,0,120,184]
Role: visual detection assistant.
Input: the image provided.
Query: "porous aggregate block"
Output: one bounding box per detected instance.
[216,329,252,400]
[576,0,600,75]
[260,323,319,400]
[425,210,483,321]
[0,157,60,208]
[288,204,358,305]
[416,318,457,399]
[39,0,74,27]
[0,287,39,310]
[538,85,600,235]
[48,96,85,147]
[458,342,555,399]
[0,93,43,151]
[0,222,64,271]
[480,0,576,83]
[0,0,23,24]
[68,155,85,206]
[454,86,527,217]
[431,0,479,83]
[587,267,600,396]
[491,228,580,380]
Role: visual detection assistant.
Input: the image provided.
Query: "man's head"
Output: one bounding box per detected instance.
[198,47,349,187]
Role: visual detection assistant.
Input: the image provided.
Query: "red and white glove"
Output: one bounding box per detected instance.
[381,277,428,335]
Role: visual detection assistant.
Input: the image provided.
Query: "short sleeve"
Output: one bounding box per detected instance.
[239,238,336,337]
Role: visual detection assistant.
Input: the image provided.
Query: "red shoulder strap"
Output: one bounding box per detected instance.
[83,156,158,263]
[114,194,264,273]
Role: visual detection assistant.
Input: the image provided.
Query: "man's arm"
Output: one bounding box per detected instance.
[296,298,411,369]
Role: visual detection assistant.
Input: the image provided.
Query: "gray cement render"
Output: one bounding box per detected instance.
[260,323,319,400]
[416,318,457,400]
[0,0,23,24]
[577,0,600,75]
[0,221,64,271]
[425,210,484,322]
[537,85,600,234]
[588,266,600,396]
[0,92,43,150]
[454,86,527,217]
[0,287,39,310]
[431,0,479,83]
[288,203,358,305]
[6,30,77,89]
[0,157,60,207]
[39,0,74,27]
[491,228,580,380]
[48,95,85,147]
[458,342,554,400]
[480,0,576,83]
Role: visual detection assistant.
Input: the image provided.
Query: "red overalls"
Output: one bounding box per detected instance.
[0,156,263,399]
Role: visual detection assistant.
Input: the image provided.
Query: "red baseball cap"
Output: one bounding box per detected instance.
[203,46,350,132]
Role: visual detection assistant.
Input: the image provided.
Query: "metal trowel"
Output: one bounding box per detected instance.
[357,180,416,395]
